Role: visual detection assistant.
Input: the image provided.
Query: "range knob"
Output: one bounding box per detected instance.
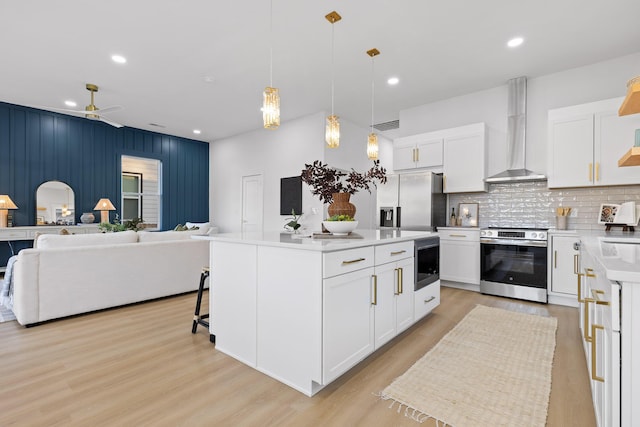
[540,232,547,240]
[531,232,538,238]
[480,230,486,237]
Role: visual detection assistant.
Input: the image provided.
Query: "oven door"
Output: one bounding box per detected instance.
[415,237,439,291]
[480,240,547,289]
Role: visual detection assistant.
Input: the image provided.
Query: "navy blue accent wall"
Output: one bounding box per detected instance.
[0,101,209,232]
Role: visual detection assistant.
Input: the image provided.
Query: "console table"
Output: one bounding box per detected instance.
[0,224,101,271]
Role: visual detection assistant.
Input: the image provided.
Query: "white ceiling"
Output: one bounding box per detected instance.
[1,1,639,142]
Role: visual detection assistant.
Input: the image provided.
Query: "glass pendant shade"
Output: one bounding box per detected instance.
[367,132,379,160]
[326,115,340,148]
[263,86,280,129]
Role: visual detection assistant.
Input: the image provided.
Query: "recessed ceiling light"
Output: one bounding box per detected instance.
[203,75,215,83]
[65,100,77,107]
[111,54,127,64]
[507,37,524,48]
[387,77,400,85]
[193,129,202,135]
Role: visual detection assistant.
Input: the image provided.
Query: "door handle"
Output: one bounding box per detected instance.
[424,296,436,304]
[591,324,604,382]
[595,162,600,182]
[554,250,557,268]
[371,274,377,305]
[342,258,366,265]
[588,163,593,182]
[390,250,406,256]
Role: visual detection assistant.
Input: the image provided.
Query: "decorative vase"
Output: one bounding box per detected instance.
[80,212,95,224]
[327,192,356,219]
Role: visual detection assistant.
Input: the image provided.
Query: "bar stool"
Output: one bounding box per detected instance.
[192,267,210,335]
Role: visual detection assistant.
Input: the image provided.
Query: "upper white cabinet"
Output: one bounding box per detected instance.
[442,123,487,193]
[393,134,443,171]
[548,97,640,188]
[393,123,487,193]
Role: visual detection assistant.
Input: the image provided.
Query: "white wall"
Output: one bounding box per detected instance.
[398,52,640,176]
[210,112,391,233]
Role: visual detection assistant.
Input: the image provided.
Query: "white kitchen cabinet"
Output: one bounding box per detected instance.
[442,123,487,193]
[414,281,440,321]
[393,134,443,171]
[439,228,480,284]
[373,241,414,349]
[323,266,375,384]
[548,97,640,188]
[549,235,580,297]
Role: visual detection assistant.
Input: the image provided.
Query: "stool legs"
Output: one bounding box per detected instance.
[192,267,210,334]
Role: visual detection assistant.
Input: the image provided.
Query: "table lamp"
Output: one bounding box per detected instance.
[0,195,18,228]
[94,198,116,224]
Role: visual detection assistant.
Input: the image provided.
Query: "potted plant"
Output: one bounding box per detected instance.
[300,160,387,219]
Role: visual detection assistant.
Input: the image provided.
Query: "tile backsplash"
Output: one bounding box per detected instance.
[448,182,640,231]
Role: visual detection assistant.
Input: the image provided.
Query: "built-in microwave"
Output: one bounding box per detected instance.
[415,236,440,291]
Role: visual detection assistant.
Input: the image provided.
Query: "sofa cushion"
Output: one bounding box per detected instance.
[185,221,211,234]
[137,229,204,242]
[37,230,138,249]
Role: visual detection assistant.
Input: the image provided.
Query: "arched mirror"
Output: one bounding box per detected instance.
[36,181,75,225]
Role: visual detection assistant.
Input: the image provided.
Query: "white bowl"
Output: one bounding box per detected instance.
[322,220,358,235]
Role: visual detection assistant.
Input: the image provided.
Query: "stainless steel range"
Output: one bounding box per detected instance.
[479,227,548,303]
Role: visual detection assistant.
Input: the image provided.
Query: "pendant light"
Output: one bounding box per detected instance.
[262,0,280,129]
[325,11,341,148]
[366,48,380,160]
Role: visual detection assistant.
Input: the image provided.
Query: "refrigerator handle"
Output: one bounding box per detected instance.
[396,207,401,228]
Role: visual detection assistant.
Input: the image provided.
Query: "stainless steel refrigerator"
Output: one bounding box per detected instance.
[376,172,446,231]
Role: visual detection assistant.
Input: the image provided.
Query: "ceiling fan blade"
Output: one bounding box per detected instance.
[99,117,124,128]
[96,105,122,114]
[30,105,87,116]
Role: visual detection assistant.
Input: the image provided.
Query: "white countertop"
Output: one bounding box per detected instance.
[193,229,437,252]
[579,232,640,283]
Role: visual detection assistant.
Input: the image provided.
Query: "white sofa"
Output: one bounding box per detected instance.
[12,229,210,326]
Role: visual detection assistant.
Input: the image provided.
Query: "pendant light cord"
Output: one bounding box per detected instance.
[269,0,274,87]
[370,57,375,133]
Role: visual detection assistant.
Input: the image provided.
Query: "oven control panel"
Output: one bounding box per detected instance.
[480,228,547,241]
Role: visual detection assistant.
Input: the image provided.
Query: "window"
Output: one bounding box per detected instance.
[121,155,162,230]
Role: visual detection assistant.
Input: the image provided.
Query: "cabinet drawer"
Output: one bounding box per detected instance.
[414,281,440,321]
[0,230,28,240]
[438,228,479,242]
[323,247,374,278]
[374,241,413,265]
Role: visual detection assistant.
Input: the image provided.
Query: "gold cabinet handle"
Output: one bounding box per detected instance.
[399,267,403,294]
[450,234,467,238]
[554,250,557,269]
[583,298,594,342]
[424,296,436,304]
[574,254,579,274]
[589,163,593,181]
[415,148,419,163]
[585,267,596,278]
[591,289,610,306]
[390,250,407,256]
[342,258,365,265]
[394,268,403,295]
[591,323,604,382]
[371,274,377,305]
[577,273,585,303]
[443,175,447,191]
[595,162,600,182]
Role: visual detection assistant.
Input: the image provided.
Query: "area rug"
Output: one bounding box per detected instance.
[380,305,557,426]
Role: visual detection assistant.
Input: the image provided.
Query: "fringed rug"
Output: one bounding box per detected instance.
[380,305,557,426]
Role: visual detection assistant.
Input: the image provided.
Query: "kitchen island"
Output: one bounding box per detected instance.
[576,234,640,427]
[194,229,439,396]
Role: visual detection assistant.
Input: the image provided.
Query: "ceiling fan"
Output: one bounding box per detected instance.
[39,83,124,128]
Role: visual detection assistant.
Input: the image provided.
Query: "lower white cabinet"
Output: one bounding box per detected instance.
[323,266,375,384]
[414,281,440,321]
[549,235,580,296]
[439,228,480,284]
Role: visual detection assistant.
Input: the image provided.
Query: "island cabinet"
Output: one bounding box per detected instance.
[548,97,640,188]
[205,230,439,396]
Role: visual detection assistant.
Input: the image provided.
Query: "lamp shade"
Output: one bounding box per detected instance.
[94,198,116,211]
[0,195,18,210]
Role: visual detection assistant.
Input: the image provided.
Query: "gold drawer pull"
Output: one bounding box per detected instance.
[342,258,366,265]
[424,296,436,304]
[390,250,407,256]
[591,289,610,306]
[591,324,604,382]
[585,268,596,278]
[394,268,404,295]
[450,234,467,238]
[577,273,585,303]
[583,298,594,342]
[574,254,579,274]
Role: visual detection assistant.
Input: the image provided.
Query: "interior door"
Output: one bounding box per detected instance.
[241,174,263,233]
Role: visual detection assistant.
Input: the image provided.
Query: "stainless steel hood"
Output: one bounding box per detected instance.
[485,77,547,183]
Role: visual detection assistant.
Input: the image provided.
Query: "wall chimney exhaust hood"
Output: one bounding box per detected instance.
[485,77,547,183]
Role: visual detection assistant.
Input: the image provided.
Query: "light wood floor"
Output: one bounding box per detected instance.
[0,287,595,427]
